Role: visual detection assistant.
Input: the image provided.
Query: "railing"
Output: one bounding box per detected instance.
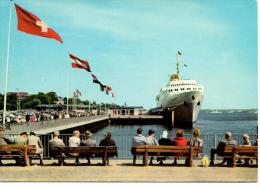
[5,133,258,159]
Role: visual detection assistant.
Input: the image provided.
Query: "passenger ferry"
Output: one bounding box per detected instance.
[155,52,204,123]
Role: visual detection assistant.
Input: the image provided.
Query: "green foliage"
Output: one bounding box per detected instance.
[1,91,119,110]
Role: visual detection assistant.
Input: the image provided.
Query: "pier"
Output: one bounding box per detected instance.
[3,114,164,135]
[4,115,109,135]
[110,115,163,124]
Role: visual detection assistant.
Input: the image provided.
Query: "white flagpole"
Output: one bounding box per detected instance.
[3,0,13,125]
[66,68,69,115]
[66,52,71,117]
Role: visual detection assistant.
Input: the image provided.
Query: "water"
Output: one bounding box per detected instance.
[93,110,258,158]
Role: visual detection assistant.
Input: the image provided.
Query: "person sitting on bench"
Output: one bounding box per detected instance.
[210,131,237,166]
[49,131,65,165]
[172,129,189,165]
[27,132,44,165]
[0,128,14,166]
[80,130,96,164]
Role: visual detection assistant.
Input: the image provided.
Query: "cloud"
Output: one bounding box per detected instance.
[26,0,231,41]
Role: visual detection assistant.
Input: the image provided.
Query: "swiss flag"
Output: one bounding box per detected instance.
[69,53,91,72]
[14,4,63,43]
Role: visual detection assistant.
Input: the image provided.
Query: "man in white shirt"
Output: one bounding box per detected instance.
[146,129,159,165]
[68,130,81,165]
[132,128,147,146]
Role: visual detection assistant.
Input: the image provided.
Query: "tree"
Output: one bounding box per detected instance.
[37,92,51,104]
[47,92,58,103]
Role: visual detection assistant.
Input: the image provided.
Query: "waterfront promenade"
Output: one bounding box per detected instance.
[4,115,109,135]
[0,159,257,182]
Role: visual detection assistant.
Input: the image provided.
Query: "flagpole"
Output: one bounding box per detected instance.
[3,0,13,126]
[65,57,70,117]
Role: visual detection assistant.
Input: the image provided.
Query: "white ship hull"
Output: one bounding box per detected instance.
[159,91,204,123]
[156,79,204,124]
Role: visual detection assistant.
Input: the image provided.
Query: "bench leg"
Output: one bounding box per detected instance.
[29,157,32,166]
[102,156,106,166]
[232,156,236,168]
[133,156,136,165]
[144,155,148,166]
[24,153,29,167]
[58,157,64,166]
[210,149,217,166]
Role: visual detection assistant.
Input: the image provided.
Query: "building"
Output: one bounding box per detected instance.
[55,96,65,105]
[7,92,29,101]
[109,106,145,116]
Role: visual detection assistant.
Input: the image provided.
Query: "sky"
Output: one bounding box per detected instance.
[0,0,258,110]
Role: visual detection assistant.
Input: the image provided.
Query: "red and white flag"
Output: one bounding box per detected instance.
[69,54,91,72]
[108,91,115,97]
[14,4,63,43]
[105,86,112,91]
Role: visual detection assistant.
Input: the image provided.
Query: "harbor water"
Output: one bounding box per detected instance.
[92,110,258,158]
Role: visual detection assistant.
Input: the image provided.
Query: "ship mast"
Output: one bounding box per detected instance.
[176,53,180,78]
[175,51,182,80]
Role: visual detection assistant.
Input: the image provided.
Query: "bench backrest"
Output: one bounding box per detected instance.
[50,146,117,153]
[134,145,202,154]
[235,146,258,154]
[62,146,117,153]
[223,146,234,153]
[0,145,36,153]
[224,146,258,154]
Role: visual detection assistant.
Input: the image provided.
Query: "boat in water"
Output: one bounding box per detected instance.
[155,52,204,124]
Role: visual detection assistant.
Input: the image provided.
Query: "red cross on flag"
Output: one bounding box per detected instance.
[69,53,91,72]
[14,4,63,43]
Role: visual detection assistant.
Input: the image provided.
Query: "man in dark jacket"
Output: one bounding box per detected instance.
[99,132,117,157]
[80,130,96,164]
[210,131,237,166]
[157,131,172,165]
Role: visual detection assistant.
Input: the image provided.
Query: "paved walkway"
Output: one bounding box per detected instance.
[0,159,257,182]
[4,115,108,135]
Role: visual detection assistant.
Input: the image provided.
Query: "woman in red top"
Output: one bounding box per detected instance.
[172,129,189,165]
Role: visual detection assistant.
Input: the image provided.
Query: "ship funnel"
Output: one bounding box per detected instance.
[170,74,179,81]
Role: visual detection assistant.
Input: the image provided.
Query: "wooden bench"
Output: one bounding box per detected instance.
[49,146,117,166]
[213,146,258,167]
[131,145,202,166]
[0,145,36,166]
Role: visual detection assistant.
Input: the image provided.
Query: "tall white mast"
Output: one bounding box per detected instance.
[3,0,13,125]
